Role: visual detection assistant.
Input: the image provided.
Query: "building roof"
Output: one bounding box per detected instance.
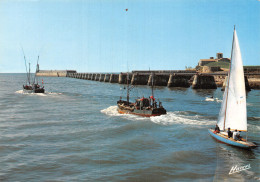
[199,59,216,62]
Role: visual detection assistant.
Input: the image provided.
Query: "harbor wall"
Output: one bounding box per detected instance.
[192,75,217,89]
[131,73,150,85]
[36,70,76,77]
[99,74,105,82]
[167,74,191,87]
[66,72,260,90]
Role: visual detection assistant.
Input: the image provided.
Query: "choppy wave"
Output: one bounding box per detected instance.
[248,124,260,132]
[101,106,216,126]
[205,97,222,103]
[15,90,63,97]
[100,106,147,121]
[150,112,215,126]
[205,97,214,102]
[101,106,121,116]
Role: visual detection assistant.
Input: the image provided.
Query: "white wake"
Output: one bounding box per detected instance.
[15,90,63,97]
[205,97,222,103]
[101,106,216,126]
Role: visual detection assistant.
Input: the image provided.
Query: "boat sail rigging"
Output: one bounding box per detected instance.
[117,7,166,117]
[22,49,45,93]
[217,27,247,132]
[208,27,256,149]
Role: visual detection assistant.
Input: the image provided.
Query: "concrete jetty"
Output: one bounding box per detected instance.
[104,74,110,82]
[87,74,91,80]
[66,71,260,90]
[119,73,132,84]
[36,70,76,77]
[110,74,119,83]
[192,75,217,89]
[222,76,251,91]
[147,74,169,86]
[91,74,95,80]
[167,74,191,87]
[131,73,150,85]
[99,74,105,82]
[95,74,100,81]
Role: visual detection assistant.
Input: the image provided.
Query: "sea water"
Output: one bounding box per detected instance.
[0,73,259,181]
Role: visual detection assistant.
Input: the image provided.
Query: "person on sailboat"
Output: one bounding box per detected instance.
[227,128,233,138]
[233,129,240,140]
[214,124,220,133]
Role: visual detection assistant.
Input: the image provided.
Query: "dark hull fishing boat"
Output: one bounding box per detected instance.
[117,99,166,117]
[117,73,166,117]
[22,51,45,93]
[23,84,45,93]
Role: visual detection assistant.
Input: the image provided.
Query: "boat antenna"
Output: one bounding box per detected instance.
[223,26,235,131]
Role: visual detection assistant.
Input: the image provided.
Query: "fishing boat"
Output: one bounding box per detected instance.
[22,52,45,93]
[208,27,257,149]
[117,73,167,117]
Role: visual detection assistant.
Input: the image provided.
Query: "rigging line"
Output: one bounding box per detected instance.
[21,46,30,84]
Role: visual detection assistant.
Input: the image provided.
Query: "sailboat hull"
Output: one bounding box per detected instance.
[208,129,256,149]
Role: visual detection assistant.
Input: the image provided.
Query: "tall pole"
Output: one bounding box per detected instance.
[125,8,129,104]
[28,62,31,85]
[33,55,40,84]
[151,72,154,107]
[21,47,30,84]
[223,26,235,131]
[127,73,129,104]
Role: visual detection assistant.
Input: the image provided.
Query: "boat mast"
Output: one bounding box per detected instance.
[28,62,31,85]
[21,47,30,84]
[127,72,130,104]
[125,8,129,104]
[151,72,155,107]
[223,26,235,131]
[33,55,40,84]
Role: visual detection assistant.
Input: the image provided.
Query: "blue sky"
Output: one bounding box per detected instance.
[0,0,259,73]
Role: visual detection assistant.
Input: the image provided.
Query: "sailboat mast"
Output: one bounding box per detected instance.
[223,26,235,131]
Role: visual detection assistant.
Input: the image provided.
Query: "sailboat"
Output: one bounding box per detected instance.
[22,52,45,93]
[117,72,167,117]
[208,27,256,149]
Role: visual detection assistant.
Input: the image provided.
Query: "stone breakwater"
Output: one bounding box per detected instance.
[36,70,76,77]
[66,71,260,90]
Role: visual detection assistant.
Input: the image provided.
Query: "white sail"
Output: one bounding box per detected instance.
[217,79,228,130]
[217,29,247,131]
